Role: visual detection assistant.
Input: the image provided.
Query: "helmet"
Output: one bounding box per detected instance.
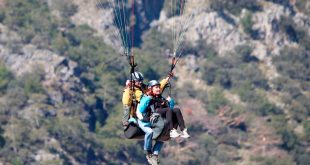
[131,72,144,82]
[147,80,160,88]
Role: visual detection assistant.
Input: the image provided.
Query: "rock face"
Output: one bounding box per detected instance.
[252,3,292,56]
[156,9,246,56]
[0,23,82,107]
[70,0,309,61]
[0,24,77,80]
[188,12,245,55]
[0,0,5,8]
[71,0,164,53]
[1,44,68,76]
[156,1,309,59]
[71,0,120,49]
[34,150,60,162]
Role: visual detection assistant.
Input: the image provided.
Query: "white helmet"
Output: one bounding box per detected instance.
[131,72,144,82]
[147,80,160,88]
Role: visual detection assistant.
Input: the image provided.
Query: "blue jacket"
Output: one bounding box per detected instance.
[138,95,175,123]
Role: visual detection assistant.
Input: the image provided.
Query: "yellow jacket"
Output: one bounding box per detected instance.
[122,87,143,106]
[122,77,169,106]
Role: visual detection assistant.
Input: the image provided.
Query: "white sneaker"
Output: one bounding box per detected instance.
[146,154,157,165]
[170,128,180,138]
[180,128,190,138]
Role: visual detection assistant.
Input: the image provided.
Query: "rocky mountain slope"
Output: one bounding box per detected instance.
[0,0,309,164]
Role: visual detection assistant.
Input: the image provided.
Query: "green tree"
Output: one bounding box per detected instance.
[234,44,258,63]
[209,0,261,15]
[0,9,5,22]
[297,153,310,165]
[295,0,310,16]
[0,62,13,92]
[3,0,59,45]
[303,120,310,141]
[273,47,310,81]
[0,126,5,148]
[240,11,259,39]
[163,0,183,17]
[20,69,44,96]
[207,88,229,114]
[281,129,297,151]
[278,16,310,50]
[49,0,78,17]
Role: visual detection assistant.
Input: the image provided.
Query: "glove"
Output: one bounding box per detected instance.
[168,72,174,78]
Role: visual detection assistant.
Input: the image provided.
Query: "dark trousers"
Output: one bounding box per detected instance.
[155,107,186,131]
[172,108,185,131]
[155,108,173,130]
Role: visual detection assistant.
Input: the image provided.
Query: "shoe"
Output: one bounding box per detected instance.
[122,121,129,130]
[180,128,190,138]
[146,154,158,165]
[122,121,129,126]
[153,154,160,164]
[170,128,180,138]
